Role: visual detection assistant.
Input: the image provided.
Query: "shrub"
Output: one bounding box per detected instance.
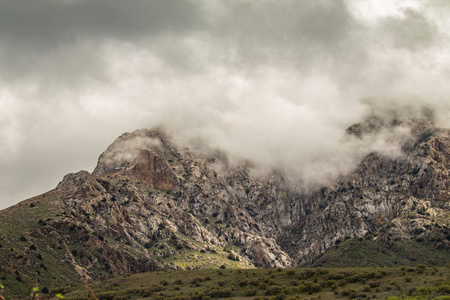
[160,280,168,286]
[326,273,345,280]
[415,286,436,296]
[308,283,321,294]
[239,279,248,287]
[248,279,259,287]
[245,287,258,297]
[417,264,427,273]
[286,270,295,276]
[323,280,336,287]
[438,284,450,294]
[340,289,357,298]
[227,253,239,261]
[265,286,283,296]
[207,288,233,298]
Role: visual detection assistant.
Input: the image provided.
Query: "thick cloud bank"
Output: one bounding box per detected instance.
[1,0,449,208]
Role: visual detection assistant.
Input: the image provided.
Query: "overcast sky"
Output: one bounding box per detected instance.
[1,0,450,209]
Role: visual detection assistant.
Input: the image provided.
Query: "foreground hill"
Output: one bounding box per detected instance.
[57,265,450,300]
[0,114,449,297]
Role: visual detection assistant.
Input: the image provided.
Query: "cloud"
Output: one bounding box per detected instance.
[0,0,206,84]
[1,0,450,208]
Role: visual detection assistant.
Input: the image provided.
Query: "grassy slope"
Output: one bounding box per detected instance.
[310,238,450,268]
[0,191,81,297]
[47,265,450,300]
[0,189,253,299]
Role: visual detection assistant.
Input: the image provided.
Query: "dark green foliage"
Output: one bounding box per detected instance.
[227,253,239,261]
[160,279,168,286]
[12,266,449,300]
[207,287,233,298]
[265,285,283,296]
[311,237,450,268]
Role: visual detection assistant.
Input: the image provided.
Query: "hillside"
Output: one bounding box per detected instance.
[58,265,450,300]
[0,116,449,298]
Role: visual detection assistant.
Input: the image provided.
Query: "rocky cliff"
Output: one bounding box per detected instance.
[0,117,449,297]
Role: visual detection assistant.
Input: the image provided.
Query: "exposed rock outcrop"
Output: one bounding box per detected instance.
[0,120,449,298]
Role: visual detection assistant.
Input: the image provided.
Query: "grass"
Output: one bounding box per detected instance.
[162,248,252,270]
[310,237,450,268]
[45,265,450,300]
[0,191,81,298]
[0,192,62,238]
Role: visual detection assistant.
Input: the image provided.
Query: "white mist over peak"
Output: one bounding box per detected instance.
[1,0,449,209]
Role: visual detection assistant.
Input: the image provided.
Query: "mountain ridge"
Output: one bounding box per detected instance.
[0,118,449,298]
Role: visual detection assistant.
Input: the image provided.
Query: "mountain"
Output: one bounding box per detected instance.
[0,117,449,297]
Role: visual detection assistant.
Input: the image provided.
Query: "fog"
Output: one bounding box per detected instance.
[1,0,449,209]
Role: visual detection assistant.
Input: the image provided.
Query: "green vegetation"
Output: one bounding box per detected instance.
[0,192,81,298]
[29,265,447,300]
[311,238,450,268]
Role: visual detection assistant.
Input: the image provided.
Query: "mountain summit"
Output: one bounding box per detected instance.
[0,121,449,297]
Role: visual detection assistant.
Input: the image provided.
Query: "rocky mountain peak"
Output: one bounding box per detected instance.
[93,128,175,176]
[1,121,449,298]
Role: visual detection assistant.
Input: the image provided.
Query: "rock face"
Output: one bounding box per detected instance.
[0,120,449,297]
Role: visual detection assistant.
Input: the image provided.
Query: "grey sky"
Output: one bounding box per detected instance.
[1,0,449,209]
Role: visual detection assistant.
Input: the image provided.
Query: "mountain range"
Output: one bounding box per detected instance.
[0,112,449,297]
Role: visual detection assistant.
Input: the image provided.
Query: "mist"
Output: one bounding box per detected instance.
[1,0,450,209]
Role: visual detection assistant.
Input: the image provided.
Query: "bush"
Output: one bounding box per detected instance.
[340,289,357,298]
[265,286,283,296]
[160,280,168,286]
[417,264,427,273]
[326,273,345,280]
[239,279,248,287]
[245,287,258,297]
[323,280,336,287]
[286,270,296,276]
[207,288,233,298]
[95,291,118,300]
[227,253,239,261]
[308,283,321,294]
[438,284,450,294]
[415,286,436,296]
